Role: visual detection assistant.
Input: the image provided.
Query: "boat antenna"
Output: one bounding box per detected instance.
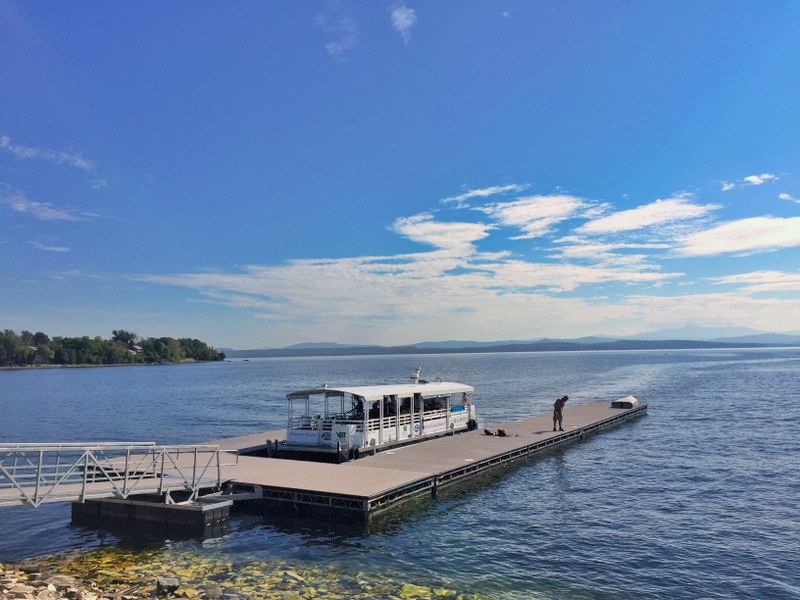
[411,365,421,384]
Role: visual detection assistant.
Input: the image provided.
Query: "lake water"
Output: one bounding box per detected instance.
[2,349,799,598]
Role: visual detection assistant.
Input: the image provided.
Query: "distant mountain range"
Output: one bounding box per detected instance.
[221,328,800,358]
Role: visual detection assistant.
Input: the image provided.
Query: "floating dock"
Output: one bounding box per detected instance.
[0,398,646,530]
[205,397,647,521]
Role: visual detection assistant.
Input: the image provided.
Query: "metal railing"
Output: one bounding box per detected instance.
[0,442,227,508]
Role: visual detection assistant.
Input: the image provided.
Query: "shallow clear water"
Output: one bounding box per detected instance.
[2,349,799,598]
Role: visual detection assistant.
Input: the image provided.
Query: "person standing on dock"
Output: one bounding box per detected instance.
[553,395,568,431]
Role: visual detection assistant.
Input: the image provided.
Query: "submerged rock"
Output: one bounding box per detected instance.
[3,548,488,600]
[156,577,181,596]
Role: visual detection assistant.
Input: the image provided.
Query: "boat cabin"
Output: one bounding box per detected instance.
[280,375,476,460]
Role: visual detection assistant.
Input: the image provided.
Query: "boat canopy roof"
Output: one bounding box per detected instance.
[287,382,474,402]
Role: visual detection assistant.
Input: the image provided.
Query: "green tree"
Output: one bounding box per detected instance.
[38,344,55,362]
[33,331,50,346]
[112,330,138,346]
[19,330,34,346]
[2,328,221,366]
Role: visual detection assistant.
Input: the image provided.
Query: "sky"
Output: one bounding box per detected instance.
[2,1,800,349]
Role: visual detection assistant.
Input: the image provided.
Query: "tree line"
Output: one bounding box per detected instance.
[0,329,225,367]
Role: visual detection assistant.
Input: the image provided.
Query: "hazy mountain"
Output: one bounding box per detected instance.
[623,325,765,341]
[222,327,800,356]
[284,342,374,349]
[415,339,534,349]
[535,336,620,344]
[415,336,620,348]
[712,333,800,345]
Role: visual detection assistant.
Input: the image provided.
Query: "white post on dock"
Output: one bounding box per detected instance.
[409,398,414,439]
[393,395,400,442]
[379,397,384,445]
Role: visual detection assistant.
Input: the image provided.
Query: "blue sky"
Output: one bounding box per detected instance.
[2,1,800,349]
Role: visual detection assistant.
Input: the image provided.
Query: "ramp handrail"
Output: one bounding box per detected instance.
[0,443,226,508]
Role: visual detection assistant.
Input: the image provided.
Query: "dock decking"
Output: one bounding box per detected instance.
[211,398,647,519]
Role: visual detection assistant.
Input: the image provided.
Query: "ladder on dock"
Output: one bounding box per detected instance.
[0,442,227,508]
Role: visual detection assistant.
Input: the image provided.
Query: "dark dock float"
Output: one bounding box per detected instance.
[217,398,646,518]
[72,496,232,536]
[72,398,646,528]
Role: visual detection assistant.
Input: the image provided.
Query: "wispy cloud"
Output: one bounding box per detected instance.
[779,193,800,204]
[315,1,360,61]
[477,194,586,239]
[391,213,493,252]
[132,179,800,344]
[1,190,100,221]
[1,134,95,171]
[721,173,778,191]
[135,243,683,344]
[744,173,777,186]
[391,5,417,44]
[708,270,800,293]
[441,184,527,205]
[554,241,670,265]
[676,216,800,256]
[577,197,720,235]
[29,241,70,252]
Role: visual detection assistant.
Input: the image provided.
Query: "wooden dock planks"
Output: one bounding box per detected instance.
[216,400,647,517]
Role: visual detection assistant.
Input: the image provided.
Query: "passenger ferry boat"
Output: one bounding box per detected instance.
[279,369,477,461]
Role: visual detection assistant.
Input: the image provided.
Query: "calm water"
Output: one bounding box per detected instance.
[2,350,799,598]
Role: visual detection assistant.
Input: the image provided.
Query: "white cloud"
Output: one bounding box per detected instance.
[722,173,778,190]
[779,193,799,204]
[315,2,360,61]
[29,241,70,252]
[708,270,800,293]
[0,134,95,171]
[441,184,527,205]
[135,251,684,345]
[554,241,671,270]
[135,209,685,336]
[577,197,720,234]
[391,213,493,252]
[676,216,800,256]
[130,181,800,345]
[0,191,95,221]
[613,292,800,337]
[743,173,777,186]
[477,194,586,238]
[391,5,417,44]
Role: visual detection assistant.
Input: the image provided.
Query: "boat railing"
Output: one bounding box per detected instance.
[291,407,462,434]
[363,408,455,432]
[289,415,366,432]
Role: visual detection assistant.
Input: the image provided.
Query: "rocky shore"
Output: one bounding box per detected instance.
[1,551,483,600]
[1,565,104,600]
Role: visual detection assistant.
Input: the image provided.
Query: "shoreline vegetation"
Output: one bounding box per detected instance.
[0,329,225,369]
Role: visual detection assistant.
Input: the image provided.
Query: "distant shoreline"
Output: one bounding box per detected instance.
[0,359,211,371]
[223,339,798,359]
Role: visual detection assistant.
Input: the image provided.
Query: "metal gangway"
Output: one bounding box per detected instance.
[0,442,229,508]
